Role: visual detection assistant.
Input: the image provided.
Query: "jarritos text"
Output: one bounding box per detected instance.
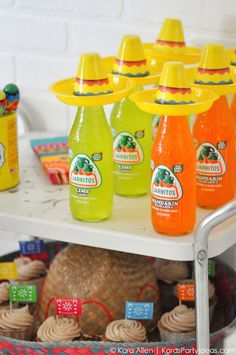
[151,165,183,209]
[70,154,101,188]
[196,143,226,184]
[113,132,143,165]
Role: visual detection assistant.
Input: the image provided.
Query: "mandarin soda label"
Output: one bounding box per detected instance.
[113,132,143,166]
[196,142,226,189]
[151,164,183,215]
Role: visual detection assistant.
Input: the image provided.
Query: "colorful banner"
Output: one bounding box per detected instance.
[0,262,18,280]
[177,283,195,301]
[55,298,82,316]
[125,301,153,320]
[19,240,44,255]
[9,285,37,303]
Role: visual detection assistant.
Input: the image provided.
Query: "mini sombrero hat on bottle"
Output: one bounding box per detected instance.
[49,53,134,106]
[130,62,218,116]
[102,35,161,86]
[143,18,201,65]
[190,44,236,95]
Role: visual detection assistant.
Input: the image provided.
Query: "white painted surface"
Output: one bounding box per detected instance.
[0,133,235,261]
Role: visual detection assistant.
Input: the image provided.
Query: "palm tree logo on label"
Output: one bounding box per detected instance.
[151,165,183,201]
[196,143,226,176]
[113,132,143,164]
[70,154,101,188]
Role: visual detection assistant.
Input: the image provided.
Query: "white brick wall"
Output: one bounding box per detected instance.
[0,0,236,133]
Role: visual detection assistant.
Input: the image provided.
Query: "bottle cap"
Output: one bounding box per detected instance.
[112,35,149,77]
[156,62,193,104]
[155,18,185,51]
[143,18,201,64]
[49,52,135,107]
[191,44,236,94]
[102,35,161,86]
[129,62,219,116]
[74,53,112,96]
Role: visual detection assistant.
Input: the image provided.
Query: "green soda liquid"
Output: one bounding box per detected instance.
[69,106,113,221]
[111,88,153,196]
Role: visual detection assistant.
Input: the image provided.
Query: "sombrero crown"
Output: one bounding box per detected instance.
[195,44,233,85]
[155,62,194,105]
[154,18,185,53]
[112,35,149,77]
[74,53,113,96]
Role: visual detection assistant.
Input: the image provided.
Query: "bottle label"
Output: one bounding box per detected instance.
[70,153,101,189]
[151,165,183,214]
[113,132,143,165]
[0,143,5,168]
[196,142,226,186]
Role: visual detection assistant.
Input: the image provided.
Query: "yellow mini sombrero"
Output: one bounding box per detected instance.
[130,62,218,116]
[50,53,135,107]
[190,44,236,95]
[144,18,201,65]
[102,35,161,86]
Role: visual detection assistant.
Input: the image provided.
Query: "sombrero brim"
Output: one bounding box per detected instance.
[130,87,219,116]
[188,66,236,95]
[143,43,201,64]
[49,74,135,107]
[102,56,161,86]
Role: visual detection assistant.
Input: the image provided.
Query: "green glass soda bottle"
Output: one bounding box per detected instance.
[111,88,152,196]
[50,53,133,221]
[110,35,159,196]
[69,106,113,221]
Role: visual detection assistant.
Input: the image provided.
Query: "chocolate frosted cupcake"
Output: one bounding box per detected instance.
[0,305,34,340]
[14,256,47,300]
[154,259,189,310]
[174,279,217,322]
[158,305,195,341]
[105,320,147,343]
[37,316,81,342]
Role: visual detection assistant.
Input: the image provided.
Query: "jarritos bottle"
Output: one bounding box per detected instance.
[50,53,133,221]
[130,62,217,236]
[142,19,201,140]
[109,35,160,196]
[0,84,20,191]
[192,44,236,208]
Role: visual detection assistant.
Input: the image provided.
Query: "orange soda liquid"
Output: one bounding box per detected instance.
[151,115,196,236]
[193,95,235,208]
[231,94,236,122]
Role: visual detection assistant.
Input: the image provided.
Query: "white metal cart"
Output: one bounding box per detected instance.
[0,132,235,350]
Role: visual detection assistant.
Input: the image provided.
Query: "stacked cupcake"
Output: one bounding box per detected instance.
[0,305,34,340]
[154,259,190,310]
[13,256,47,300]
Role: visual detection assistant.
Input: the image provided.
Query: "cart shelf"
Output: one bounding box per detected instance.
[0,133,235,261]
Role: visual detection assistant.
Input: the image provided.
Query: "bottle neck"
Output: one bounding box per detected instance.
[158,115,190,134]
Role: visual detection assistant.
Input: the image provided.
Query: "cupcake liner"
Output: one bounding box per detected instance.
[0,324,34,340]
[158,281,179,311]
[158,323,195,342]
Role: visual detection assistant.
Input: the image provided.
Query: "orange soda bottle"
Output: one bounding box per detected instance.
[151,114,196,235]
[150,63,197,235]
[231,94,236,123]
[193,44,236,208]
[193,96,235,208]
